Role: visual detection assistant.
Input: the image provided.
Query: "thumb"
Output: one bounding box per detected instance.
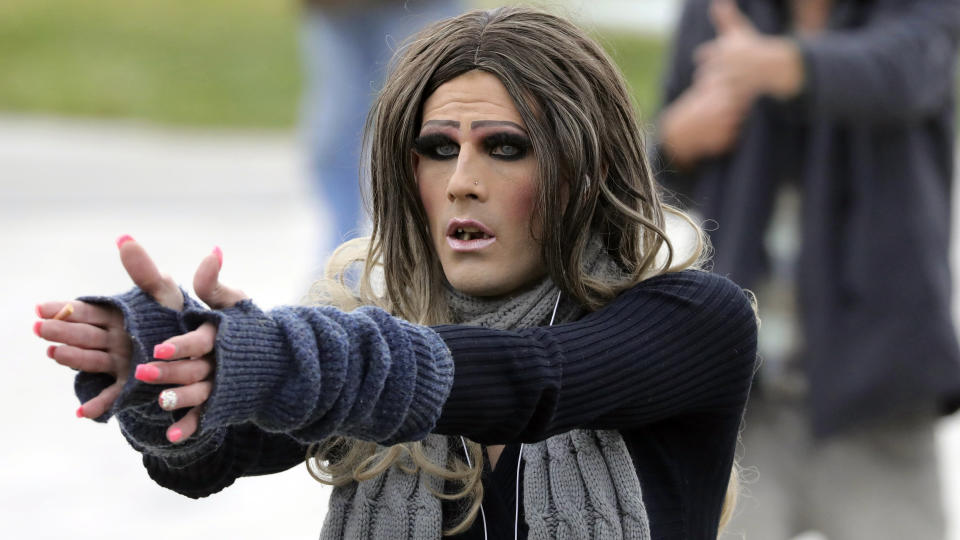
[117,234,183,310]
[193,246,248,309]
[711,0,753,35]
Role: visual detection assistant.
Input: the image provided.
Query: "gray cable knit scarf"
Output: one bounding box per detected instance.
[321,243,651,539]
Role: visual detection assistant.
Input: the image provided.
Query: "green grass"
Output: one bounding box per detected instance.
[598,32,668,123]
[0,1,665,129]
[0,0,302,128]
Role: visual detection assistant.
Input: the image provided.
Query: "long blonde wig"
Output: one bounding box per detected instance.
[304,6,738,536]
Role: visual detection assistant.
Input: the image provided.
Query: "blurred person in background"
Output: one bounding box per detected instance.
[301,0,463,255]
[655,0,960,538]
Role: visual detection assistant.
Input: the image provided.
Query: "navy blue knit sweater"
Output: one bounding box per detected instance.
[78,269,757,540]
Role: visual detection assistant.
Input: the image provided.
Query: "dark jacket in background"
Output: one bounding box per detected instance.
[656,0,960,437]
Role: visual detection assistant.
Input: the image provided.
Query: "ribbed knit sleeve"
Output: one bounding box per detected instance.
[180,301,455,446]
[432,270,758,444]
[142,425,308,499]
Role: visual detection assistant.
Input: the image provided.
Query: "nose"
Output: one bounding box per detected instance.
[446,146,486,203]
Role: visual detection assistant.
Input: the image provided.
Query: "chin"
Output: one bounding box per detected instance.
[444,265,546,298]
[446,276,511,297]
[442,266,505,297]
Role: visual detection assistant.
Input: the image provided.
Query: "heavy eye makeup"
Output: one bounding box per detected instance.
[482,132,532,161]
[412,133,459,160]
[413,131,532,161]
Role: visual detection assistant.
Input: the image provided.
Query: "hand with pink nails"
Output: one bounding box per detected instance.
[36,235,247,444]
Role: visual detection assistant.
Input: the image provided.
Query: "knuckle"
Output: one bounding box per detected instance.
[200,329,217,349]
[108,352,129,373]
[53,350,72,367]
[140,273,163,294]
[44,320,63,340]
[88,351,110,372]
[191,361,211,382]
[171,336,194,359]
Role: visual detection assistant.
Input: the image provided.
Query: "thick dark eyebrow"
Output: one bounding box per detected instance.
[421,120,459,129]
[419,119,527,132]
[470,120,526,132]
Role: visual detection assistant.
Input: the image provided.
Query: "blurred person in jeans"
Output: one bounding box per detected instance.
[655,0,960,538]
[301,0,463,255]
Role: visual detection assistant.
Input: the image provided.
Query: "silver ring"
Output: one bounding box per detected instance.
[159,389,178,411]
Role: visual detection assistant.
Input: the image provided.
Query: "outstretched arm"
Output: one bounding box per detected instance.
[36,236,454,498]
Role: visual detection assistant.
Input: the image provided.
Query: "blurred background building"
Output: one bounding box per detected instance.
[2,1,958,539]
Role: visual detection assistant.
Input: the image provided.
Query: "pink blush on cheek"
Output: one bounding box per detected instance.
[505,181,538,223]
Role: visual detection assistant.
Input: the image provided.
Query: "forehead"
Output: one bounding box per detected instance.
[421,70,524,127]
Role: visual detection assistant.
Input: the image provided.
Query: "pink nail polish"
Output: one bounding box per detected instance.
[116,234,134,248]
[135,364,160,382]
[47,345,56,359]
[35,304,43,318]
[213,246,223,269]
[154,343,176,360]
[76,406,84,418]
[33,321,42,337]
[167,427,182,443]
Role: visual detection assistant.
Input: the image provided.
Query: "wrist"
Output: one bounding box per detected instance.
[659,102,700,169]
[761,37,805,99]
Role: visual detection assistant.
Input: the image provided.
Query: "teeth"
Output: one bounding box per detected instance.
[452,227,492,241]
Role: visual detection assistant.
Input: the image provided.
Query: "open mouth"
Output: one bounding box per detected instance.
[446,219,496,251]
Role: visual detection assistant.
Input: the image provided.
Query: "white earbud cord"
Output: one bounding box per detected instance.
[513,290,563,540]
[460,435,489,540]
[462,290,561,540]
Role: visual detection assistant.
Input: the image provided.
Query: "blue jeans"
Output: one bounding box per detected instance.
[299,1,463,254]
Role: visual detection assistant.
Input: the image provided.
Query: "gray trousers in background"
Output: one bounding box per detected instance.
[722,397,946,540]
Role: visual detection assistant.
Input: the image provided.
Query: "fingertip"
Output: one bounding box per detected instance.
[167,426,183,443]
[116,234,135,249]
[212,246,223,270]
[76,405,85,418]
[47,345,56,359]
[711,0,734,24]
[33,321,42,337]
[35,304,43,318]
[135,364,160,382]
[193,253,219,302]
[154,343,176,360]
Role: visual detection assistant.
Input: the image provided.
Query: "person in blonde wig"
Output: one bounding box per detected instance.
[35,7,757,539]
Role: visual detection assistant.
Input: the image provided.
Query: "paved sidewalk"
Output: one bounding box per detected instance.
[1,116,324,539]
[2,115,958,539]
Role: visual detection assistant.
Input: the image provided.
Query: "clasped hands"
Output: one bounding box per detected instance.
[661,0,805,166]
[35,235,247,444]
